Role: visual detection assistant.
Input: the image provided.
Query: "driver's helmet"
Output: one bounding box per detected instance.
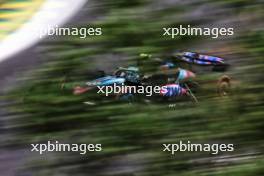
[114,67,140,84]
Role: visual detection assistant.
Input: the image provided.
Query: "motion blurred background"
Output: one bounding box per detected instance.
[0,0,263,175]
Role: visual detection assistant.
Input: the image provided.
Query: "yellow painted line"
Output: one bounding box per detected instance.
[0,6,38,21]
[0,0,44,40]
[0,21,26,30]
[0,2,33,9]
[0,10,31,18]
[0,0,87,61]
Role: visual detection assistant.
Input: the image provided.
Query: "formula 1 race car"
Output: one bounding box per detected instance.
[68,66,145,105]
[173,52,230,71]
[60,51,231,105]
[73,66,142,95]
[141,52,231,99]
[70,65,198,103]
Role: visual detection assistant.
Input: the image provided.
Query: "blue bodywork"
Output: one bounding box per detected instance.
[160,84,187,97]
[161,62,175,69]
[178,52,225,65]
[87,76,125,86]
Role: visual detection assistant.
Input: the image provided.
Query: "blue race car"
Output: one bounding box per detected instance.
[173,52,229,71]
